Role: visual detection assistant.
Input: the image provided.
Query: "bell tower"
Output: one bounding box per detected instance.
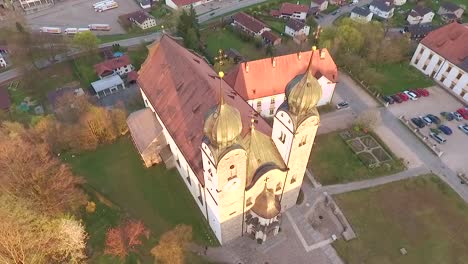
[201,71,248,245]
[271,47,321,211]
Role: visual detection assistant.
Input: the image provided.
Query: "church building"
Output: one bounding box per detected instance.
[127,35,325,245]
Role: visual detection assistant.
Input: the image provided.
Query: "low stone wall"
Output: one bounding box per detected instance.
[323,192,356,241]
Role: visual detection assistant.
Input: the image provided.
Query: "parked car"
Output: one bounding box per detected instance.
[397,92,409,101]
[440,111,455,121]
[382,95,394,104]
[336,101,349,109]
[430,132,446,144]
[416,88,429,97]
[427,114,441,124]
[458,124,468,135]
[453,111,463,121]
[391,94,403,103]
[421,115,432,125]
[411,117,425,128]
[438,125,453,135]
[409,89,421,98]
[457,108,468,120]
[403,90,418,100]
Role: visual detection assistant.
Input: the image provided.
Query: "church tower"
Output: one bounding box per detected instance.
[201,72,248,244]
[271,47,322,211]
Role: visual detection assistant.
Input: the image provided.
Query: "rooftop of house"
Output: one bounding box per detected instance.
[137,35,272,185]
[127,10,154,24]
[421,22,468,71]
[409,6,433,17]
[232,12,268,33]
[352,6,371,16]
[370,0,394,12]
[91,74,124,92]
[171,0,200,7]
[440,1,461,12]
[261,30,280,43]
[279,2,309,14]
[94,54,131,76]
[126,108,163,154]
[286,18,307,31]
[224,49,337,101]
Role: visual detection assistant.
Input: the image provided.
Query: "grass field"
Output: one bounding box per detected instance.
[308,131,405,185]
[373,63,434,95]
[202,28,264,61]
[334,175,468,264]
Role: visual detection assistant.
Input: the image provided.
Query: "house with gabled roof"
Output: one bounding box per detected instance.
[232,12,270,36]
[271,2,310,20]
[407,6,434,25]
[350,6,373,22]
[438,2,464,21]
[285,18,310,38]
[369,0,395,19]
[94,55,134,79]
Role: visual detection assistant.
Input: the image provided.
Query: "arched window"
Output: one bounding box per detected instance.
[276,182,282,191]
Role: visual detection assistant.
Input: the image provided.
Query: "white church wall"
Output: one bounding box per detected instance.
[272,110,294,163]
[317,76,336,106]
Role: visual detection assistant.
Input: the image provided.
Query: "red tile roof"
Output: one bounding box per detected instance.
[224,49,338,101]
[94,55,131,76]
[137,35,271,185]
[286,18,307,32]
[421,22,468,71]
[171,0,200,6]
[0,86,11,110]
[127,71,138,82]
[279,3,309,15]
[232,12,267,34]
[261,30,280,43]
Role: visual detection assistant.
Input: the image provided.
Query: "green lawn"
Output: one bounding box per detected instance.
[308,131,404,185]
[71,55,101,88]
[128,45,149,70]
[202,28,264,61]
[67,137,217,247]
[261,17,286,34]
[334,175,468,264]
[373,63,434,95]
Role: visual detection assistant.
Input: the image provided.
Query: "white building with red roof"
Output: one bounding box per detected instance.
[272,2,310,20]
[94,54,134,79]
[410,22,468,102]
[225,48,338,117]
[165,0,211,9]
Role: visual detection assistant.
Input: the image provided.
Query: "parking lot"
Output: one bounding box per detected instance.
[26,0,142,34]
[388,86,468,175]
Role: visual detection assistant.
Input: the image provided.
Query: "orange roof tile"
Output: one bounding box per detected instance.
[224,49,337,101]
[94,55,131,76]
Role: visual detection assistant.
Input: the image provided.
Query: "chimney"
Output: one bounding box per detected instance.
[320,49,326,59]
[245,62,249,73]
[297,52,302,60]
[272,57,276,68]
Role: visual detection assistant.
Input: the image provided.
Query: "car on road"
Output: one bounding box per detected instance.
[430,132,446,144]
[397,92,409,101]
[421,115,432,125]
[416,88,429,97]
[438,125,453,135]
[404,90,418,100]
[382,95,394,104]
[411,117,425,128]
[453,111,463,121]
[391,94,402,103]
[427,114,441,124]
[457,108,468,120]
[440,111,455,121]
[336,101,349,109]
[458,124,468,135]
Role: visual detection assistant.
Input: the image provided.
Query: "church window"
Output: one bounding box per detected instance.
[246,197,252,206]
[270,97,275,106]
[290,175,297,184]
[257,101,262,107]
[446,65,452,73]
[186,165,192,186]
[279,131,286,144]
[230,165,235,169]
[457,72,462,80]
[197,184,203,205]
[176,156,180,167]
[269,108,275,115]
[299,135,307,147]
[276,182,282,191]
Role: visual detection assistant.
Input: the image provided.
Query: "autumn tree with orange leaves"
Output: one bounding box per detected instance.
[104,220,150,259]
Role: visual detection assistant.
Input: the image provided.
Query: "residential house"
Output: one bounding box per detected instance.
[310,0,328,12]
[350,6,373,22]
[410,23,468,102]
[18,0,54,13]
[328,0,344,5]
[369,0,395,19]
[94,55,134,79]
[285,18,310,39]
[232,12,270,36]
[0,87,11,111]
[438,2,464,21]
[404,23,433,39]
[272,3,310,20]
[0,54,6,67]
[165,0,212,9]
[393,0,406,6]
[407,6,434,25]
[91,75,126,98]
[225,48,338,117]
[127,11,157,29]
[261,31,282,46]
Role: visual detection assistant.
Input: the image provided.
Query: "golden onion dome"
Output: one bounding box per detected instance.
[203,72,243,148]
[251,183,281,219]
[286,47,322,116]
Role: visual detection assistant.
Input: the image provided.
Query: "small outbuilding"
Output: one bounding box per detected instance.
[91,75,126,98]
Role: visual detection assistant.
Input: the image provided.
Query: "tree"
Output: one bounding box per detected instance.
[0,124,87,215]
[104,220,150,259]
[151,225,192,264]
[72,31,100,54]
[30,32,69,63]
[354,110,381,131]
[184,27,199,50]
[177,6,200,50]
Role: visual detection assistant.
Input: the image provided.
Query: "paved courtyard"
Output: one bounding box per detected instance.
[26,0,142,34]
[387,86,468,176]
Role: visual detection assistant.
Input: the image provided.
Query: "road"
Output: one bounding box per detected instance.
[333,70,468,203]
[0,32,161,85]
[197,0,267,23]
[316,0,372,27]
